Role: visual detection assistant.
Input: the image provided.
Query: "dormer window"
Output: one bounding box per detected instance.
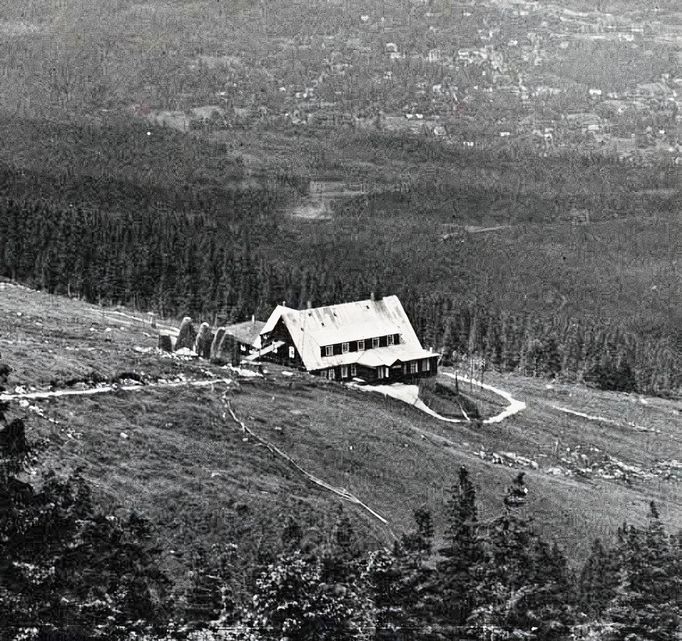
[325,345,333,357]
[372,337,380,349]
[342,342,349,354]
[357,339,365,351]
[387,335,394,346]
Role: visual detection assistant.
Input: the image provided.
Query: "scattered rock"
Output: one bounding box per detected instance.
[157,334,173,352]
[175,316,197,351]
[194,322,214,359]
[210,327,226,361]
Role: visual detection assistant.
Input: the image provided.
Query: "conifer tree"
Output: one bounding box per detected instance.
[392,508,439,640]
[605,502,681,641]
[247,549,371,641]
[468,473,575,640]
[183,547,225,630]
[364,548,409,641]
[579,538,619,617]
[0,357,170,640]
[436,466,482,627]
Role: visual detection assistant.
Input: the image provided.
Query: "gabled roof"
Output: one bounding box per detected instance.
[260,295,437,371]
[224,319,265,348]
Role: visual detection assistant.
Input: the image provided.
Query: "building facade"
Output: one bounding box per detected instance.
[257,295,439,383]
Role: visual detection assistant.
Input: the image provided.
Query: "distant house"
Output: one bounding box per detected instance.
[257,295,439,382]
[224,318,265,351]
[212,317,265,362]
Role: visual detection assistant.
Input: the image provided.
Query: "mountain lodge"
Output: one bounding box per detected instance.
[252,294,439,383]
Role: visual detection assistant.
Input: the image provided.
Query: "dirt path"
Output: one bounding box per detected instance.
[352,372,526,425]
[0,377,233,402]
[1,371,394,537]
[551,404,659,434]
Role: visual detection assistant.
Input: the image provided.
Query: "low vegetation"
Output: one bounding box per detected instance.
[1,285,680,638]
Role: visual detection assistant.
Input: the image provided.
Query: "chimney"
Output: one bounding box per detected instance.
[306,300,312,309]
[251,314,255,323]
[370,291,375,301]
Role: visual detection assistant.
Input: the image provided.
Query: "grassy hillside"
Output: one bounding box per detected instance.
[2,283,680,583]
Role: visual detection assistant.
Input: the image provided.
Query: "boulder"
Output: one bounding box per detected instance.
[210,327,226,362]
[158,334,173,352]
[175,316,197,351]
[194,322,214,359]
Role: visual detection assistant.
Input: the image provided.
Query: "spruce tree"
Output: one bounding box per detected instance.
[468,473,575,640]
[392,508,439,640]
[183,547,225,630]
[436,466,482,627]
[579,538,619,618]
[247,549,370,641]
[605,502,681,641]
[364,548,410,641]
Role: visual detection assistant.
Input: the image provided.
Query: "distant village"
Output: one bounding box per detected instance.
[135,0,682,166]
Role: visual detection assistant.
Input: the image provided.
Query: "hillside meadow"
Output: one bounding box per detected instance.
[1,283,680,583]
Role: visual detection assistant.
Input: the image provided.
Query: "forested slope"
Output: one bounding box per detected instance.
[0,119,679,396]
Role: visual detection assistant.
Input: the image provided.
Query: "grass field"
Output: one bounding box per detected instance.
[2,282,680,579]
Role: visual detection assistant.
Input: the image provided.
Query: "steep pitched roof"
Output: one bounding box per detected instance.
[224,319,265,348]
[260,295,437,371]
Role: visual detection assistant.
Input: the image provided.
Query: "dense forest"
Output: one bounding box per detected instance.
[2,358,680,640]
[0,190,678,396]
[0,117,679,396]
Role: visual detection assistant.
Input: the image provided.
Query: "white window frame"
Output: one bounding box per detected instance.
[423,358,431,371]
[377,367,384,379]
[342,342,349,354]
[350,364,357,377]
[289,346,295,360]
[341,365,349,378]
[357,339,365,351]
[387,334,394,346]
[325,345,333,357]
[372,337,380,349]
[328,367,336,380]
[409,361,418,374]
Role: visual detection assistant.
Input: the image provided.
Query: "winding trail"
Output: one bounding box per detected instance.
[551,404,658,433]
[0,377,233,402]
[352,372,526,425]
[447,373,527,424]
[1,373,394,536]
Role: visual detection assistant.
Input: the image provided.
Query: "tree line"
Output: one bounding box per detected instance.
[2,358,680,641]
[0,195,678,396]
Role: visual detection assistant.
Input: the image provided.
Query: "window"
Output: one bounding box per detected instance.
[341,365,349,379]
[423,358,431,371]
[387,334,394,346]
[342,342,349,354]
[372,337,380,349]
[350,364,357,377]
[325,345,333,357]
[377,367,384,379]
[409,361,418,374]
[328,368,336,380]
[357,339,365,351]
[289,346,295,360]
